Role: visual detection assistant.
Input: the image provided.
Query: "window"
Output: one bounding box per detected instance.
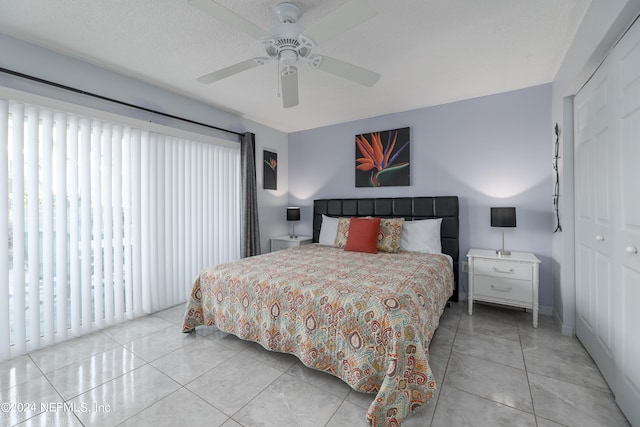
[0,97,241,360]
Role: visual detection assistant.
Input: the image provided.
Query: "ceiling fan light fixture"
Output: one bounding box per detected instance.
[279,49,298,67]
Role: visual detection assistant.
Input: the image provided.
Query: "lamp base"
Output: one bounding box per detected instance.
[496,229,511,256]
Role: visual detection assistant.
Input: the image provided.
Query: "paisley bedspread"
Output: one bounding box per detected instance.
[182,244,454,426]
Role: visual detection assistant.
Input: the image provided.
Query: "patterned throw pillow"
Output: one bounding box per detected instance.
[334,217,351,248]
[377,218,405,253]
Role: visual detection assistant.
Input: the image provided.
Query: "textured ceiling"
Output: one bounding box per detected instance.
[0,0,591,133]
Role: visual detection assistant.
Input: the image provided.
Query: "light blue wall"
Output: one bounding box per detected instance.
[288,84,554,309]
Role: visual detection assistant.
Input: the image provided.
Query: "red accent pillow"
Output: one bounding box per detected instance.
[344,217,381,254]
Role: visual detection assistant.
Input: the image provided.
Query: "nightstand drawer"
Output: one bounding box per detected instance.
[474,276,532,305]
[474,259,532,281]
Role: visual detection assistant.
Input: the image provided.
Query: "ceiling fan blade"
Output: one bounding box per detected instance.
[188,0,268,40]
[303,0,377,45]
[197,58,268,84]
[281,67,299,108]
[310,55,380,87]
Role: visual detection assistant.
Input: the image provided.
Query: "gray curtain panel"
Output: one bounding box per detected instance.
[240,132,261,257]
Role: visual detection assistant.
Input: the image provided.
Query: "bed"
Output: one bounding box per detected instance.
[182,196,459,426]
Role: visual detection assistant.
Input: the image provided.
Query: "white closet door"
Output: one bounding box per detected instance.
[574,67,616,387]
[612,18,640,426]
[575,17,640,426]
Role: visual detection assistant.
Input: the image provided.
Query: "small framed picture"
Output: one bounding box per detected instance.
[263,150,277,190]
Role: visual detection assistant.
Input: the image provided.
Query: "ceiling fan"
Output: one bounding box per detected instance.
[189,0,381,108]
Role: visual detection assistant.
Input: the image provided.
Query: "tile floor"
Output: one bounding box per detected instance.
[0,301,631,427]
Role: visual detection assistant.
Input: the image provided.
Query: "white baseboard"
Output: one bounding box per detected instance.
[539,305,553,316]
[553,309,575,336]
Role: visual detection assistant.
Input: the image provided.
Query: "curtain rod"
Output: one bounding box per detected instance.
[0,67,244,138]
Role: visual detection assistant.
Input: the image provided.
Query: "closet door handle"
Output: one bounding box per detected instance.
[626,246,638,254]
[595,235,605,241]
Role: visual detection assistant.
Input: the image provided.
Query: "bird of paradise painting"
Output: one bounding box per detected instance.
[263,150,277,190]
[355,127,410,187]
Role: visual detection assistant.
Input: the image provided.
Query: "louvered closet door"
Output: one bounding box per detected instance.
[612,18,640,425]
[574,67,616,388]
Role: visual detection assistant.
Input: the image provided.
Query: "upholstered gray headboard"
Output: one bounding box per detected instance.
[313,196,459,301]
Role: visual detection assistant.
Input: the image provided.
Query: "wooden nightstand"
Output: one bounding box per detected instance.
[270,235,313,252]
[467,248,541,328]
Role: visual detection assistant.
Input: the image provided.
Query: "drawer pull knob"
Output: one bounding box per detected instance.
[627,246,638,254]
[595,235,605,241]
[492,267,515,274]
[490,284,513,292]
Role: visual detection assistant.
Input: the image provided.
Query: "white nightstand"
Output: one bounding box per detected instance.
[270,235,313,252]
[467,248,541,328]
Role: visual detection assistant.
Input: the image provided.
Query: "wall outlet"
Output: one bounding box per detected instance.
[462,261,469,273]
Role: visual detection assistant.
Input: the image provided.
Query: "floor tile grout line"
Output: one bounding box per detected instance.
[427,315,459,426]
[448,303,538,416]
[441,313,537,418]
[18,353,86,427]
[227,369,290,424]
[112,383,186,427]
[112,383,234,427]
[514,316,615,395]
[38,328,209,401]
[524,369,616,396]
[518,318,540,426]
[448,347,528,373]
[444,382,537,417]
[279,364,358,425]
[63,360,152,402]
[517,313,587,427]
[27,331,122,374]
[322,387,352,427]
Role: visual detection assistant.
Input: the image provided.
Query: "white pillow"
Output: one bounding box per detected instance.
[318,215,339,245]
[401,218,442,253]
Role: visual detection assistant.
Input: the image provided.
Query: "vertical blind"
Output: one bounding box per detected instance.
[0,97,241,361]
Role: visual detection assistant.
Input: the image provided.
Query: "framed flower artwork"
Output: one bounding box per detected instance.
[263,150,277,190]
[355,127,410,187]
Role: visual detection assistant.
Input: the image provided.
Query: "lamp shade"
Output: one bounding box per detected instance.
[286,207,300,221]
[491,207,516,227]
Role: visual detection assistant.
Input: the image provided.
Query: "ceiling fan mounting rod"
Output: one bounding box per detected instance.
[274,2,301,24]
[263,3,313,63]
